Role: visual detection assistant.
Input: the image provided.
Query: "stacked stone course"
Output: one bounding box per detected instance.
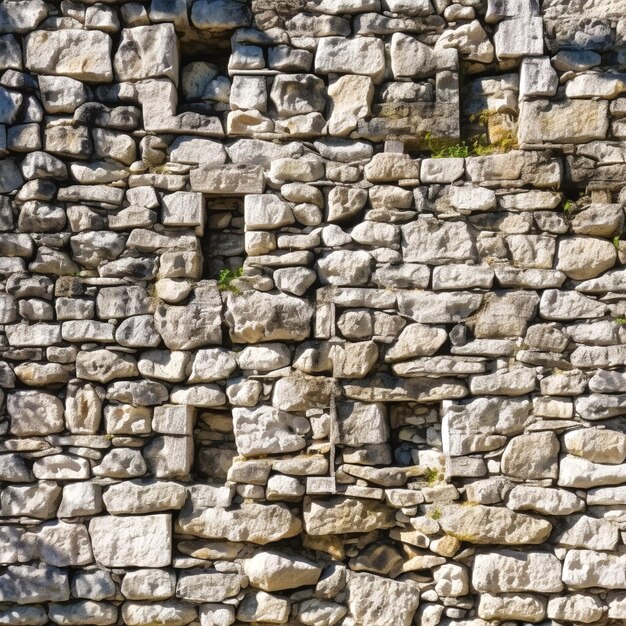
[1,0,626,624]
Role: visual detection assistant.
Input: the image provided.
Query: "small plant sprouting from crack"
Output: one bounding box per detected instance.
[424,467,442,486]
[614,317,626,325]
[218,267,244,295]
[613,235,621,250]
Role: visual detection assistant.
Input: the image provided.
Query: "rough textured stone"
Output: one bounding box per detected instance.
[25,30,112,82]
[89,515,171,568]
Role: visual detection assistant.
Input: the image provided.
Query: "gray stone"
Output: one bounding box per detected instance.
[439,504,552,545]
[304,497,395,535]
[0,564,69,604]
[233,406,309,457]
[225,290,313,343]
[501,431,559,479]
[176,502,301,544]
[121,569,176,600]
[244,551,321,591]
[519,99,610,144]
[315,37,386,82]
[473,550,563,593]
[7,390,64,436]
[114,24,179,84]
[190,0,251,31]
[25,30,112,82]
[562,550,626,589]
[177,570,240,603]
[347,572,420,626]
[89,514,171,568]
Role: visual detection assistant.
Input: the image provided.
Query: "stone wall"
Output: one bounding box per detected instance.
[1,0,626,624]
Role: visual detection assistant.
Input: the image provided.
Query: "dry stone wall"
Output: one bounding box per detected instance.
[1,0,626,624]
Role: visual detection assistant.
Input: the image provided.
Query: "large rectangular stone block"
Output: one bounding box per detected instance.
[89,514,172,567]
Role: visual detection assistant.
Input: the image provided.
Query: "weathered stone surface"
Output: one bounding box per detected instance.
[347,572,420,626]
[478,593,547,622]
[89,515,171,568]
[233,406,309,457]
[176,502,301,544]
[501,431,559,479]
[556,237,616,280]
[507,485,585,516]
[443,397,531,456]
[225,290,313,343]
[439,504,552,545]
[559,455,626,488]
[7,390,64,436]
[304,497,395,535]
[25,30,112,82]
[315,37,386,82]
[176,570,240,603]
[563,550,626,589]
[556,514,619,551]
[402,217,476,264]
[519,99,610,144]
[473,551,563,593]
[244,551,321,591]
[103,480,187,514]
[0,564,70,604]
[327,75,373,136]
[563,427,626,464]
[21,521,93,567]
[114,24,179,84]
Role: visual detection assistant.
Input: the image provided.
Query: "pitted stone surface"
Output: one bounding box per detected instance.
[1,2,626,624]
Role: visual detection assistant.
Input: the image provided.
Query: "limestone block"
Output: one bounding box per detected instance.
[347,572,420,626]
[402,217,476,264]
[7,390,64,436]
[121,569,176,600]
[556,237,616,280]
[478,593,546,622]
[494,16,543,59]
[270,74,326,118]
[115,24,179,84]
[1,482,61,519]
[25,30,112,82]
[233,406,309,457]
[507,485,585,515]
[390,33,457,78]
[122,602,197,626]
[244,551,321,591]
[225,290,313,343]
[439,504,552,545]
[20,521,92,567]
[563,427,626,464]
[304,497,395,535]
[89,514,172,568]
[190,0,251,31]
[562,550,626,589]
[0,564,69,604]
[327,75,373,137]
[237,590,289,623]
[177,570,241,603]
[519,99,609,144]
[103,480,187,515]
[176,502,302,544]
[315,37,386,82]
[558,454,626,488]
[398,291,483,324]
[443,397,531,456]
[472,550,563,593]
[244,194,294,230]
[0,1,47,34]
